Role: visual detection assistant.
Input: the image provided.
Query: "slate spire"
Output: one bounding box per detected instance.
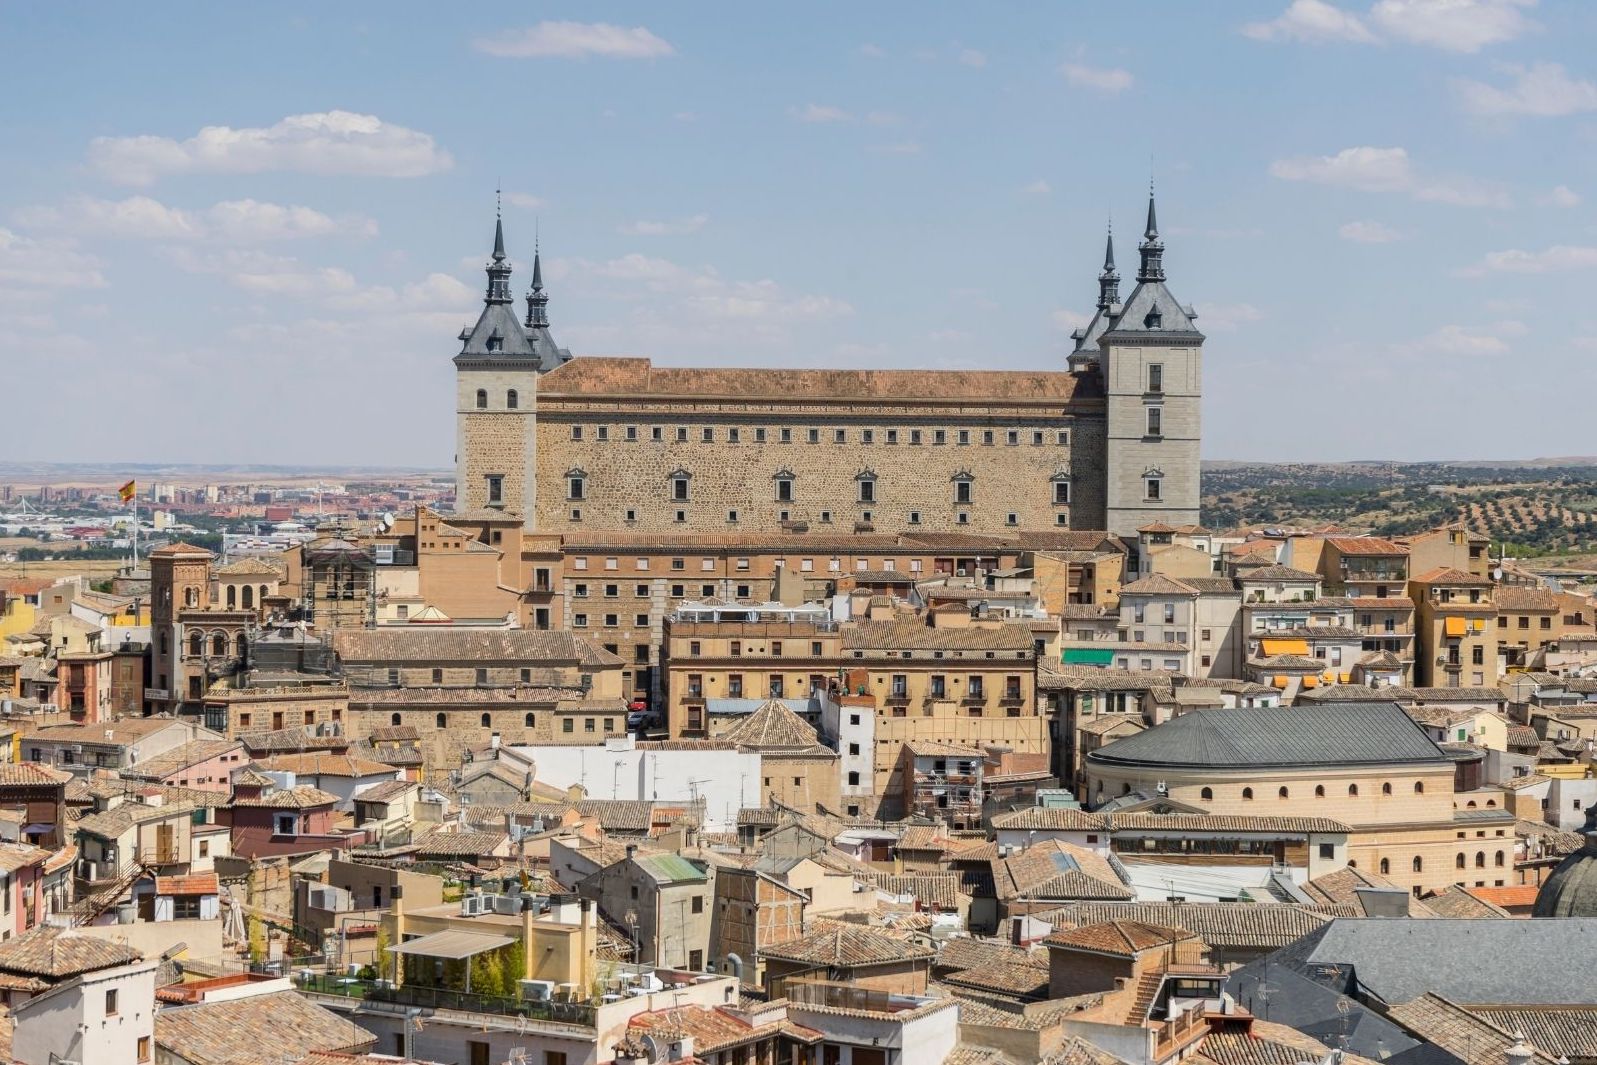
[1137,184,1165,283]
[485,194,513,305]
[1097,223,1120,311]
[526,229,550,329]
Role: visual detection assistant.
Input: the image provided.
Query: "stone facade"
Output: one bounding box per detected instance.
[453,198,1201,542]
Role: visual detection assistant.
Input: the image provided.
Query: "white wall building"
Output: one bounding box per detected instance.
[513,737,762,831]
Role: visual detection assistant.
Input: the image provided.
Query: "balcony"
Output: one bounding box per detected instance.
[297,972,597,1027]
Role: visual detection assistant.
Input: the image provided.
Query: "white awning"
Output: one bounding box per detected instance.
[386,930,515,960]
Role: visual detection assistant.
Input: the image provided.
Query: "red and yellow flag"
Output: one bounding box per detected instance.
[118,480,136,503]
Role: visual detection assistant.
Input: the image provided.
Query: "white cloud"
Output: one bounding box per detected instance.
[1242,0,1378,43]
[958,49,987,68]
[88,111,452,185]
[1338,219,1405,243]
[1023,179,1052,195]
[0,228,106,291]
[790,104,852,123]
[1369,0,1535,53]
[568,253,852,329]
[473,21,675,59]
[15,196,375,242]
[1051,309,1092,332]
[1460,244,1597,275]
[1453,62,1597,116]
[1195,302,1264,332]
[1061,62,1134,93]
[1540,185,1582,207]
[1270,145,1510,207]
[1393,319,1526,357]
[618,214,709,237]
[1242,0,1535,51]
[505,192,546,210]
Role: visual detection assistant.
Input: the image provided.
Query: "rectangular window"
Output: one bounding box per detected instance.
[1007,430,1019,445]
[776,478,793,502]
[861,429,874,444]
[1053,480,1071,505]
[1057,429,1070,446]
[728,428,740,443]
[933,429,946,445]
[1147,406,1163,437]
[958,429,970,445]
[886,429,898,444]
[858,479,875,504]
[835,428,847,443]
[1032,430,1044,445]
[673,477,690,502]
[780,427,792,442]
[910,429,922,445]
[1148,363,1163,393]
[571,426,584,441]
[486,475,503,504]
[701,427,714,443]
[105,989,119,1016]
[1146,477,1162,502]
[139,1037,152,1063]
[808,428,820,443]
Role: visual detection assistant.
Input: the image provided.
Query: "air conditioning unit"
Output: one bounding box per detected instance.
[460,894,484,917]
[520,979,555,1002]
[70,744,83,754]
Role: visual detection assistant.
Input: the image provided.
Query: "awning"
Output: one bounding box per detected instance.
[387,930,515,960]
[1273,675,1289,689]
[1302,675,1319,689]
[1062,648,1116,666]
[1444,617,1467,637]
[1260,638,1309,656]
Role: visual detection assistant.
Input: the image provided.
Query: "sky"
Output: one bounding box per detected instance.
[3,1,1596,467]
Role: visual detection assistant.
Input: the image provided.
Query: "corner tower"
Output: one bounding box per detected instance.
[453,212,568,526]
[1100,190,1203,538]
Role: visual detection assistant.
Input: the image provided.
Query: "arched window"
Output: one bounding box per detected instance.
[1242,787,1254,801]
[159,632,168,655]
[507,389,519,409]
[259,584,268,604]
[1382,782,1393,796]
[1494,851,1505,867]
[1200,787,1213,801]
[1379,858,1390,874]
[1315,785,1325,797]
[1412,857,1423,873]
[1467,800,1477,808]
[1278,786,1290,799]
[226,586,236,609]
[1456,854,1466,869]
[1414,781,1424,794]
[436,713,446,729]
[1475,852,1486,868]
[188,632,203,657]
[480,713,492,728]
[524,712,535,727]
[235,633,247,657]
[391,713,402,727]
[210,633,225,656]
[476,389,488,409]
[1348,784,1359,797]
[242,585,253,609]
[184,587,197,607]
[1486,799,1497,807]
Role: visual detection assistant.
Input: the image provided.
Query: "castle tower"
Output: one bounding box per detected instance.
[454,212,552,526]
[1100,189,1203,539]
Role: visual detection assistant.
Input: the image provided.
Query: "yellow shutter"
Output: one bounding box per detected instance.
[1444,617,1467,637]
[1302,675,1319,688]
[1261,638,1310,656]
[1273,674,1289,688]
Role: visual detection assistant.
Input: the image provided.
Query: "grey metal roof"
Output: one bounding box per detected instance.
[1266,917,1597,1006]
[1086,702,1446,770]
[1100,279,1203,342]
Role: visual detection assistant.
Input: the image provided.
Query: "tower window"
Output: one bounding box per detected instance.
[1053,479,1071,505]
[673,476,690,502]
[568,475,585,500]
[506,389,519,409]
[486,475,503,504]
[857,476,876,504]
[1147,407,1163,437]
[775,477,793,502]
[475,389,487,409]
[571,426,584,441]
[1148,364,1163,393]
[1145,476,1162,502]
[953,477,973,505]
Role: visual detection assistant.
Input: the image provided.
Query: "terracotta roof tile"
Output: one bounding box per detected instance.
[0,925,141,977]
[1043,920,1195,956]
[155,989,374,1065]
[761,924,934,966]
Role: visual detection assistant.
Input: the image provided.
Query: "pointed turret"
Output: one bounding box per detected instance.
[1137,188,1164,283]
[1097,224,1121,311]
[525,241,550,329]
[457,203,535,361]
[485,212,514,305]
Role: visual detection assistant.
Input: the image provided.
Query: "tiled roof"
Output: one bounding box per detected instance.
[155,989,374,1065]
[26,717,181,745]
[1386,993,1561,1065]
[354,779,417,804]
[0,843,50,874]
[256,752,397,778]
[1118,574,1199,596]
[873,873,962,909]
[991,807,1103,831]
[0,925,141,978]
[230,784,340,809]
[935,937,1033,974]
[842,619,1034,652]
[1043,920,1195,957]
[1034,901,1332,949]
[760,924,934,966]
[1463,884,1541,908]
[1420,885,1510,919]
[1411,566,1492,586]
[155,873,219,896]
[1495,585,1560,611]
[331,628,623,668]
[0,763,71,786]
[1238,565,1320,583]
[1037,665,1184,691]
[76,800,197,839]
[628,1004,821,1054]
[943,955,1051,999]
[904,739,984,758]
[123,738,243,780]
[991,840,1132,902]
[1326,537,1405,556]
[1472,1007,1597,1062]
[722,699,826,751]
[413,829,509,856]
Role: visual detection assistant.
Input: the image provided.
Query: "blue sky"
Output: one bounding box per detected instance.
[3,1,1596,466]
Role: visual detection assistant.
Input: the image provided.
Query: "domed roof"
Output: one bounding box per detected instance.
[1533,806,1597,917]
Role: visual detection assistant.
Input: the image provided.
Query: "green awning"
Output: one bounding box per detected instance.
[1062,648,1116,666]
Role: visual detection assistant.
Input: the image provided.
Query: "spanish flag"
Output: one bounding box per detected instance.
[118,480,136,503]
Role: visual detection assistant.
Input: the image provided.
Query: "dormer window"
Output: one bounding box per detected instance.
[486,329,504,353]
[1144,304,1162,330]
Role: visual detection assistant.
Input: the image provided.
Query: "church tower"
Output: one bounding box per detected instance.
[1100,190,1203,538]
[453,210,567,526]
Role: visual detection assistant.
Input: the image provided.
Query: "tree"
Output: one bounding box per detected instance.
[247,915,267,966]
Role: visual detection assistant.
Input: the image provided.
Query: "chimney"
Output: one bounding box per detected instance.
[520,894,538,983]
[390,884,405,988]
[490,732,501,751]
[1504,1033,1535,1065]
[625,844,637,861]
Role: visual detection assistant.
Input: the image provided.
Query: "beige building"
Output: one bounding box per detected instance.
[453,198,1204,543]
[1410,567,1499,689]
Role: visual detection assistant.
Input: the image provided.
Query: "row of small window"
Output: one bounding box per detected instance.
[568,424,1072,447]
[383,710,619,733]
[568,555,929,575]
[687,640,826,657]
[566,471,1073,506]
[1208,781,1426,800]
[567,506,1072,527]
